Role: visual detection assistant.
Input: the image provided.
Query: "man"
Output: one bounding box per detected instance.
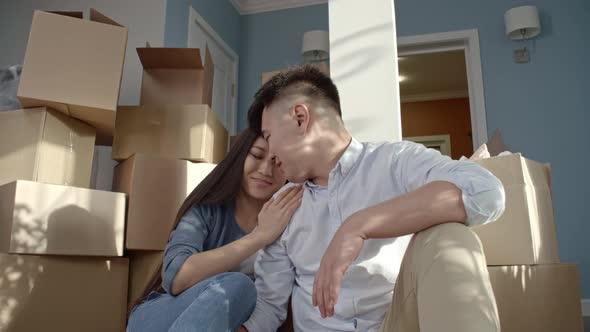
[240,66,505,332]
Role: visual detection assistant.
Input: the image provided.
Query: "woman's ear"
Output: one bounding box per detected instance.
[293,104,311,133]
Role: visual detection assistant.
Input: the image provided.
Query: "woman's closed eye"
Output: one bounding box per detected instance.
[250,152,264,160]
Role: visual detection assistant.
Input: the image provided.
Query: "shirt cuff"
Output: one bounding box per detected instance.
[462,187,506,226]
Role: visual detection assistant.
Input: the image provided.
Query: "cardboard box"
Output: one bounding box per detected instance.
[474,153,550,190]
[261,62,330,85]
[113,154,216,250]
[127,250,164,307]
[473,154,559,265]
[112,105,228,163]
[0,180,125,256]
[489,264,583,332]
[0,107,95,188]
[137,47,214,107]
[0,254,128,332]
[17,9,128,145]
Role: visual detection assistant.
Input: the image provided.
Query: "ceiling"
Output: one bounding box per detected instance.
[398,50,468,102]
[230,0,328,15]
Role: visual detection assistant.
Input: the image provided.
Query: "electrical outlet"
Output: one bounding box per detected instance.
[514,48,530,63]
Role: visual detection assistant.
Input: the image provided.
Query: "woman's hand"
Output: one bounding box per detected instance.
[254,185,303,245]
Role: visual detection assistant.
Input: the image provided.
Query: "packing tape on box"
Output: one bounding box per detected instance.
[64,130,74,186]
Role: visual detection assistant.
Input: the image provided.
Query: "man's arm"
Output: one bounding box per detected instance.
[312,142,506,317]
[391,141,505,227]
[348,180,467,239]
[242,236,295,332]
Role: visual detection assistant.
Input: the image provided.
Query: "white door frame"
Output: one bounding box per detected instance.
[188,6,239,135]
[398,29,488,149]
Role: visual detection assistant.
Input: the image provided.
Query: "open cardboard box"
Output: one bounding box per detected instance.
[17,9,128,145]
[473,153,559,265]
[137,46,214,107]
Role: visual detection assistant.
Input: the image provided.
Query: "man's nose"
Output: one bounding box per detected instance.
[258,159,272,175]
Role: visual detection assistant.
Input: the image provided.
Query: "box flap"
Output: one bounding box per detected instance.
[46,11,83,19]
[112,154,137,195]
[137,48,204,69]
[475,153,550,189]
[89,8,124,27]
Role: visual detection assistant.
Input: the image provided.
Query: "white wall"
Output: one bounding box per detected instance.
[0,0,167,105]
[329,0,401,142]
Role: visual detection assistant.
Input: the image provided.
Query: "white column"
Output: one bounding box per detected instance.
[329,0,401,142]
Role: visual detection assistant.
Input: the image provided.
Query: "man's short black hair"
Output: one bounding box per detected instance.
[247,65,341,133]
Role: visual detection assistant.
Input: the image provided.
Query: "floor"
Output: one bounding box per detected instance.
[584,316,590,332]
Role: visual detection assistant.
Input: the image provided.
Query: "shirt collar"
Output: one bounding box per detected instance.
[335,137,363,178]
[304,137,363,189]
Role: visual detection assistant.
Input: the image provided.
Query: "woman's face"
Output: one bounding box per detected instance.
[241,137,286,201]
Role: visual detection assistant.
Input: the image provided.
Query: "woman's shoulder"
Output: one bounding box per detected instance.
[184,202,233,226]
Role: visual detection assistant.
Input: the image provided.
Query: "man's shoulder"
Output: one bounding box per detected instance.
[357,140,421,160]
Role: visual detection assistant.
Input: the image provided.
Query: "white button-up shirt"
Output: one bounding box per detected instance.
[244,139,505,332]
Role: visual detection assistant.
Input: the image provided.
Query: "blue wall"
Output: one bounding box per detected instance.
[166,0,590,298]
[237,4,329,130]
[394,0,590,298]
[164,0,240,53]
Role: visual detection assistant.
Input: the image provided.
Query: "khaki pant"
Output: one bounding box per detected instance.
[379,223,500,332]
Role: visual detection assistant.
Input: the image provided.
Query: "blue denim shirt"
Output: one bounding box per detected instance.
[161,202,247,294]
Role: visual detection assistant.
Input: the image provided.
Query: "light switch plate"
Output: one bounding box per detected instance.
[514,48,530,63]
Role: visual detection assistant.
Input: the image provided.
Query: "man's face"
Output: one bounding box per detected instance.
[261,102,311,183]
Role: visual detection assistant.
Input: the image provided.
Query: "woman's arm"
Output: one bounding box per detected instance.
[170,185,303,295]
[170,231,265,295]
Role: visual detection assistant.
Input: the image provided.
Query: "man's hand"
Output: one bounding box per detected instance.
[312,216,365,318]
[237,325,248,332]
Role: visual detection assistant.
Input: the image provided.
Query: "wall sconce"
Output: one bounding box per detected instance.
[302,30,329,63]
[504,5,541,63]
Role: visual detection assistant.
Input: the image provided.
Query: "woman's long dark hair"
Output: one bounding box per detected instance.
[128,128,260,316]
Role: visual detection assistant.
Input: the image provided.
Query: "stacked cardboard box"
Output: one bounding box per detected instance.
[2,8,229,330]
[0,9,129,332]
[472,153,583,331]
[111,46,227,309]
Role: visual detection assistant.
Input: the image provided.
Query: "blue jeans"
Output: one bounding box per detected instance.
[127,272,257,332]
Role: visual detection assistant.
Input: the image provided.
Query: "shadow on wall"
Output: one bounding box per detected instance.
[329,23,392,84]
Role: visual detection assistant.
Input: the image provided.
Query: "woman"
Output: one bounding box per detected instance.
[127,128,302,332]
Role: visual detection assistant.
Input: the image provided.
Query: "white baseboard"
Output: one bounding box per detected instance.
[583,299,590,317]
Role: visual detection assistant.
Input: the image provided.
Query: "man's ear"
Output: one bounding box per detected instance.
[292,104,311,133]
